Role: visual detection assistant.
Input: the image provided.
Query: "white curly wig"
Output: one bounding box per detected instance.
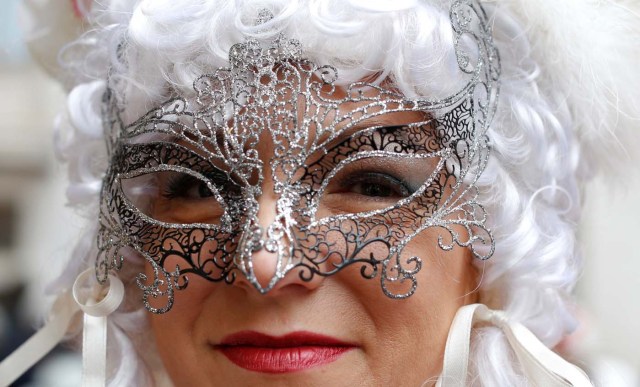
[20,0,640,385]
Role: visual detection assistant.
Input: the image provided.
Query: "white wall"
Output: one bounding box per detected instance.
[580,177,640,377]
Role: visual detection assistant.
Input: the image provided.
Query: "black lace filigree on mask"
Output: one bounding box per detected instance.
[96,0,500,313]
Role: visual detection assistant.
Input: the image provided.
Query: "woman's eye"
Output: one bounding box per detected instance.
[316,169,418,217]
[185,180,214,199]
[163,171,239,200]
[120,170,230,225]
[165,175,214,199]
[345,173,411,199]
[309,146,443,218]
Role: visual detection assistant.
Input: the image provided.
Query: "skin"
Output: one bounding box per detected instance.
[144,85,480,387]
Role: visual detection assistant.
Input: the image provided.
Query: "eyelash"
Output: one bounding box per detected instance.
[162,171,237,199]
[335,171,415,199]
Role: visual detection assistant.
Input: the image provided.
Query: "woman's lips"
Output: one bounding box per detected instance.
[215,331,356,373]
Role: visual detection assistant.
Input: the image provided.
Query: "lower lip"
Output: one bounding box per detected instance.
[219,346,353,373]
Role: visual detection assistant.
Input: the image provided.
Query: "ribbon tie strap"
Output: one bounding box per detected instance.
[437,303,593,387]
[0,289,79,387]
[0,269,123,387]
[72,269,124,387]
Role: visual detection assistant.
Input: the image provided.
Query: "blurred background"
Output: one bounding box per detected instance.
[0,0,639,386]
[1,0,83,385]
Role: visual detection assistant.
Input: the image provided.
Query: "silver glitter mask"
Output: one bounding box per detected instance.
[97,0,499,313]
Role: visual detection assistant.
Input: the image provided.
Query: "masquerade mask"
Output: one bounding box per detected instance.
[96,0,500,313]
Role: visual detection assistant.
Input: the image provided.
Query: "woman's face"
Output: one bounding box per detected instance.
[144,84,480,386]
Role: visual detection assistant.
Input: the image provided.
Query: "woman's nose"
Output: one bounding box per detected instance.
[233,185,324,295]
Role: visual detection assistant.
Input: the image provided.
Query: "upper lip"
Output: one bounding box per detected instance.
[216,331,356,348]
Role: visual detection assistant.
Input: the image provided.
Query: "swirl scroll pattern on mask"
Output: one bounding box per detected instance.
[95,0,499,313]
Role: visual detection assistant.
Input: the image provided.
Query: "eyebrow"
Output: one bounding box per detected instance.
[318,110,433,143]
[145,109,434,158]
[316,111,434,148]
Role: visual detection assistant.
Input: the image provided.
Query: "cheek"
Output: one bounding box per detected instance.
[337,232,476,385]
[146,264,217,384]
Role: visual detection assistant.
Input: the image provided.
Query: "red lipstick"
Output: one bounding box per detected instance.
[215,331,355,373]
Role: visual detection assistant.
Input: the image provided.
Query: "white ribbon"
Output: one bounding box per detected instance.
[0,269,124,387]
[0,290,78,387]
[72,269,124,387]
[437,303,593,387]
